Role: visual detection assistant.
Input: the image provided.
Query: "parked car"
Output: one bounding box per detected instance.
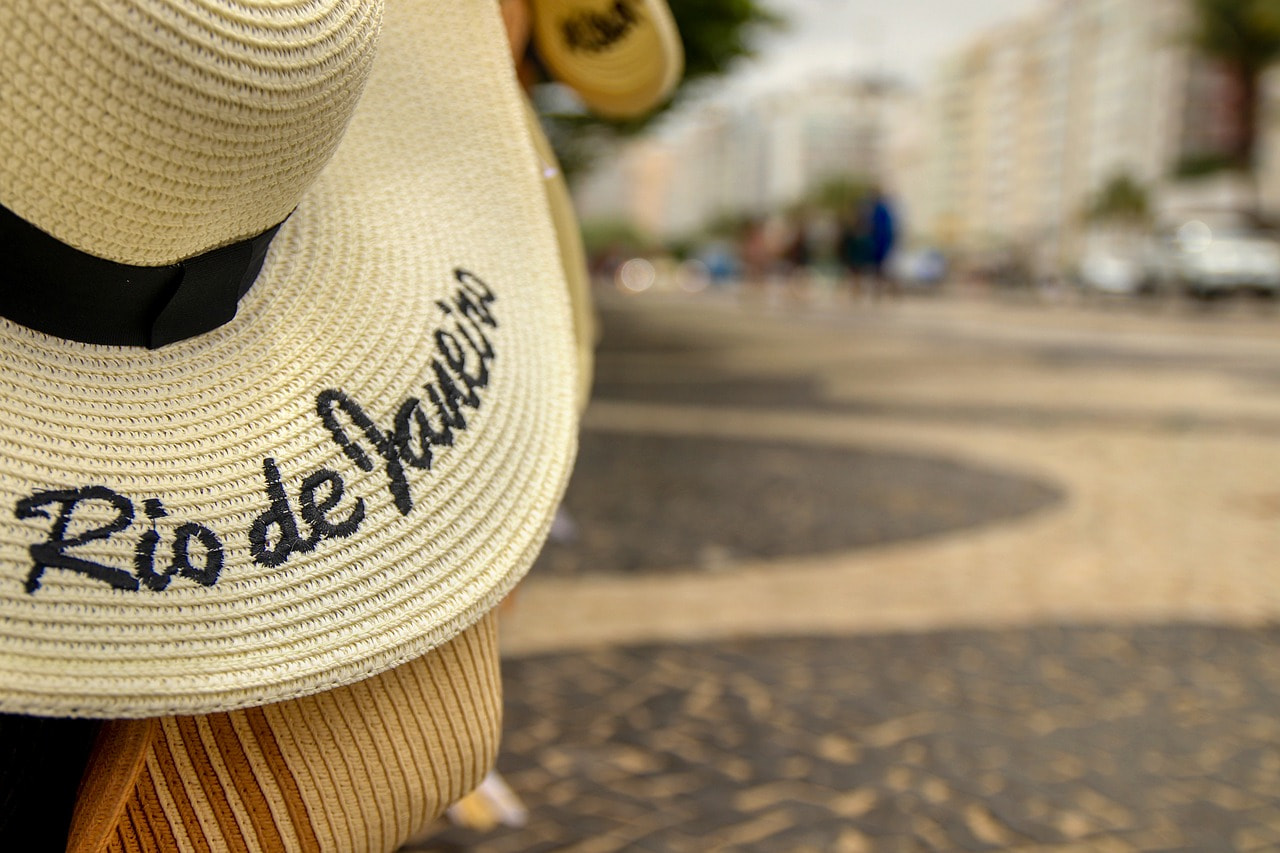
[1146,220,1280,297]
[1077,251,1147,295]
[889,248,948,288]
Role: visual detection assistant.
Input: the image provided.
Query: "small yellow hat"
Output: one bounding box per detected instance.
[530,0,684,118]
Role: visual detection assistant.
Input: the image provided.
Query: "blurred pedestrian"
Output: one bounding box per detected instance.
[740,217,773,295]
[781,212,820,303]
[839,205,872,297]
[866,187,899,298]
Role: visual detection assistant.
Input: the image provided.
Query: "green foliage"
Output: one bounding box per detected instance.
[1185,0,1280,175]
[1187,0,1280,73]
[579,219,649,257]
[664,237,698,261]
[1173,152,1241,179]
[672,0,787,86]
[701,210,758,240]
[1085,173,1151,224]
[806,176,873,214]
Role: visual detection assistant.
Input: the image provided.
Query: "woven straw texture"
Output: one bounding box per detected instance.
[68,612,500,853]
[0,0,380,265]
[0,0,577,718]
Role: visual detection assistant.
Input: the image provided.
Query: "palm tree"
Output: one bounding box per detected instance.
[1086,173,1152,225]
[1187,0,1280,176]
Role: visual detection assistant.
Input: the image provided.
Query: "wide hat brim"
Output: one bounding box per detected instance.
[0,1,577,718]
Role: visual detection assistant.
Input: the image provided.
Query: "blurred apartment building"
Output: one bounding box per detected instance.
[574,0,1280,275]
[573,77,906,240]
[899,0,1280,274]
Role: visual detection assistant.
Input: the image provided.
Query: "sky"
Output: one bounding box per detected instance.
[717,0,1048,97]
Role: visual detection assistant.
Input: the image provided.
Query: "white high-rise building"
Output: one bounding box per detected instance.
[897,0,1278,270]
[573,76,906,241]
[577,0,1279,258]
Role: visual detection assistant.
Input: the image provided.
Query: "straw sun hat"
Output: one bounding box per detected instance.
[0,0,578,719]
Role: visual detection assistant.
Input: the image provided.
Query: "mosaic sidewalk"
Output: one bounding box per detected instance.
[422,625,1280,852]
[417,292,1280,851]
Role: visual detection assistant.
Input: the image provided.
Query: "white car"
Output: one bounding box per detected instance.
[1078,252,1146,294]
[1148,220,1280,297]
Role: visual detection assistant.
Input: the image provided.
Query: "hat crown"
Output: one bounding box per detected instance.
[0,0,383,266]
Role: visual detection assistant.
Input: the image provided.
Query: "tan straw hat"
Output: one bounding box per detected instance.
[0,0,577,718]
[529,0,683,118]
[66,612,503,852]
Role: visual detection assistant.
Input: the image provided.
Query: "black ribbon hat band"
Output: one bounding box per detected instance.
[0,204,285,349]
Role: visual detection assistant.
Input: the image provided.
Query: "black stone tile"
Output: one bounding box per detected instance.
[532,432,1064,578]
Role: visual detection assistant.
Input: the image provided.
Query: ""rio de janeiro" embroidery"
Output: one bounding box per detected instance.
[13,268,499,594]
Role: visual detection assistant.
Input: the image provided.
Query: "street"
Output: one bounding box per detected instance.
[422,286,1280,852]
